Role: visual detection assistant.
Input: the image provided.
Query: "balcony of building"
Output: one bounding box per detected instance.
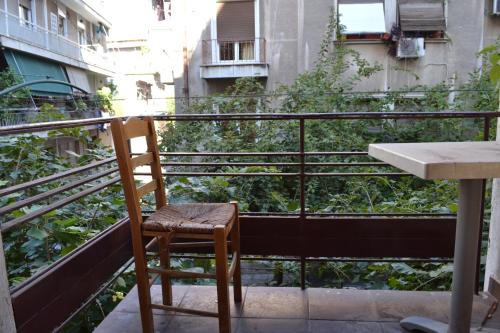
[0,8,113,77]
[95,285,500,333]
[2,111,500,332]
[201,39,268,79]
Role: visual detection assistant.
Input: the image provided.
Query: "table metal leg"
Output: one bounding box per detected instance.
[448,179,483,333]
[401,179,484,333]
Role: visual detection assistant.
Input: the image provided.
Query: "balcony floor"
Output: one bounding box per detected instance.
[95,285,500,333]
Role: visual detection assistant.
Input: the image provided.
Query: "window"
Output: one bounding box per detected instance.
[77,18,87,45]
[78,29,87,45]
[136,80,152,100]
[218,40,255,61]
[50,12,57,33]
[398,0,446,33]
[18,0,32,28]
[337,0,445,40]
[164,0,172,16]
[216,0,256,62]
[57,8,67,36]
[152,0,165,21]
[338,0,386,35]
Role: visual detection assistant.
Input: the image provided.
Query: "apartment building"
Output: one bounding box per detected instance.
[104,0,175,116]
[0,0,113,98]
[169,0,500,100]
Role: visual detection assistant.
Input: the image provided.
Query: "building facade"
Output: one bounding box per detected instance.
[169,0,500,100]
[104,0,175,116]
[0,0,113,98]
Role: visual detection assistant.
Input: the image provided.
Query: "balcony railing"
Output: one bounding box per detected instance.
[0,108,102,127]
[202,38,266,65]
[0,111,498,332]
[0,9,113,73]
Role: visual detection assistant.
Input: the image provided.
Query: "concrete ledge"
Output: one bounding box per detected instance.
[200,63,269,79]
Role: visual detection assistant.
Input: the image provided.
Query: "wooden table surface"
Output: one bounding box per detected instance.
[368,141,500,180]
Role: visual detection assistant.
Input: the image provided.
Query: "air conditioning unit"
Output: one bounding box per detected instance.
[493,0,500,15]
[397,38,425,59]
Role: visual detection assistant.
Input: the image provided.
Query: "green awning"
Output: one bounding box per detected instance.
[4,49,72,95]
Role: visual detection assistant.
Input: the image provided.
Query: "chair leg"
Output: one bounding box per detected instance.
[215,226,231,333]
[158,236,173,306]
[230,206,242,303]
[134,244,154,333]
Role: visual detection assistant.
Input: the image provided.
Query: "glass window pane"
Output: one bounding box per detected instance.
[219,41,235,61]
[239,41,255,61]
[339,3,386,34]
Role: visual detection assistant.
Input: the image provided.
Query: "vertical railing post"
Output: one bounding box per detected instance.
[299,118,306,290]
[0,232,16,333]
[476,116,491,293]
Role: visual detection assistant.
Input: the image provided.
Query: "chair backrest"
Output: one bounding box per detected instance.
[111,117,167,227]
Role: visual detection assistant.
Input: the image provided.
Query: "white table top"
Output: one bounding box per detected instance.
[368,141,500,180]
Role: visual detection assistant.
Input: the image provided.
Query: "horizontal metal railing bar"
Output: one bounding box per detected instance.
[159,151,369,156]
[168,254,454,263]
[154,111,500,121]
[136,172,409,177]
[305,172,410,177]
[307,162,389,166]
[164,162,301,167]
[0,111,498,135]
[136,172,299,177]
[0,117,117,136]
[0,167,119,216]
[241,212,456,217]
[1,177,121,233]
[162,162,390,167]
[140,210,454,217]
[0,157,116,197]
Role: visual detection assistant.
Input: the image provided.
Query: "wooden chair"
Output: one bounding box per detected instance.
[111,116,242,333]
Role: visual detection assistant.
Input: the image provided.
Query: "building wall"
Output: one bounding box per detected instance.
[66,7,78,42]
[46,0,57,25]
[484,0,500,51]
[4,0,16,14]
[35,0,45,26]
[105,0,176,116]
[172,0,500,100]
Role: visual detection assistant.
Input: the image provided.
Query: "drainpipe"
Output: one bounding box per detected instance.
[484,92,500,291]
[182,0,189,107]
[183,45,189,105]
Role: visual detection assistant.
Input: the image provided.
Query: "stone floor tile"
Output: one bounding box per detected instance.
[379,322,407,333]
[372,290,449,323]
[242,287,307,319]
[166,315,239,333]
[178,285,247,317]
[114,285,190,315]
[308,288,378,321]
[94,311,171,333]
[237,318,308,333]
[309,320,384,333]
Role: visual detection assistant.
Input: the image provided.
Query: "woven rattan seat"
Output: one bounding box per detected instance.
[143,203,236,233]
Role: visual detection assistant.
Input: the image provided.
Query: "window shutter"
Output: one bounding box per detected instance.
[216,0,255,41]
[398,0,446,31]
